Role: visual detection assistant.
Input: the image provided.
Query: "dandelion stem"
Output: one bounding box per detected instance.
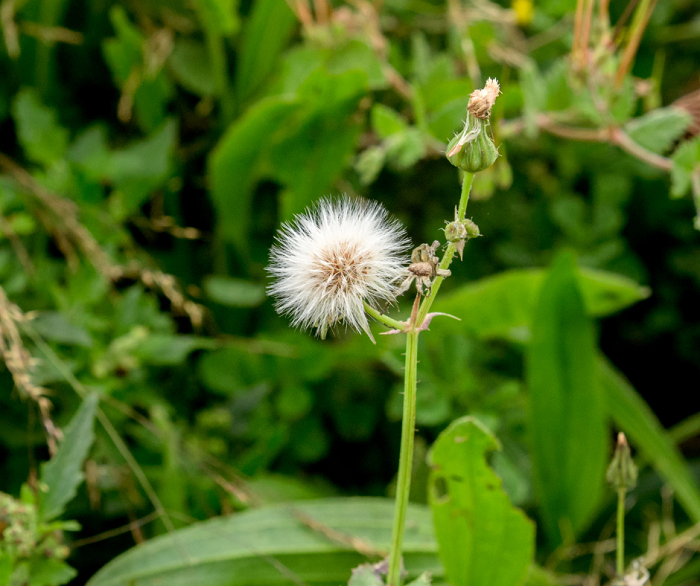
[364,302,406,331]
[415,172,474,326]
[617,487,626,576]
[387,329,419,586]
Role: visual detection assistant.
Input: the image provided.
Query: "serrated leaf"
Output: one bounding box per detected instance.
[670,137,700,198]
[12,88,68,166]
[428,417,535,586]
[526,252,607,543]
[203,276,265,307]
[624,107,691,154]
[86,498,443,586]
[40,394,98,521]
[431,267,650,340]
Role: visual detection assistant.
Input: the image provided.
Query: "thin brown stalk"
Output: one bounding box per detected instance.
[572,0,586,62]
[70,511,161,549]
[615,0,657,87]
[579,0,595,68]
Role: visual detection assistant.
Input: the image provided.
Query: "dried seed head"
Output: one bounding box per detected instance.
[467,78,501,119]
[267,197,410,340]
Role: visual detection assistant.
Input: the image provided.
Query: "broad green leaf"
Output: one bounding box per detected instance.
[384,129,426,170]
[168,39,217,96]
[12,88,68,166]
[600,356,700,522]
[526,253,607,543]
[670,137,700,199]
[432,267,650,340]
[27,558,77,586]
[235,0,296,103]
[371,104,407,139]
[428,417,535,586]
[40,394,98,521]
[203,276,265,307]
[31,312,93,348]
[208,96,300,255]
[196,0,239,37]
[624,107,691,155]
[272,70,367,221]
[86,498,443,586]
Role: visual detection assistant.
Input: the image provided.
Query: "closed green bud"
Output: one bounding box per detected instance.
[446,118,499,173]
[607,432,637,492]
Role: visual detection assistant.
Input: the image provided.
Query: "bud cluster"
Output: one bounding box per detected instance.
[0,492,70,561]
[444,212,481,260]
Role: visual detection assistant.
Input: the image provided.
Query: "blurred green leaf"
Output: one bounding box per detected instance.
[273,70,367,221]
[371,104,407,139]
[12,88,68,166]
[428,417,534,586]
[600,356,700,522]
[86,498,443,586]
[209,96,300,255]
[235,0,296,103]
[624,107,691,155]
[348,564,384,586]
[670,137,700,198]
[26,558,77,586]
[526,253,607,543]
[196,0,239,37]
[31,312,93,348]
[432,267,650,340]
[133,335,215,366]
[356,146,386,185]
[168,39,217,96]
[40,394,98,522]
[203,276,265,307]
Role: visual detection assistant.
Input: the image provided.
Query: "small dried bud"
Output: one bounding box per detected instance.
[467,78,501,119]
[607,432,638,492]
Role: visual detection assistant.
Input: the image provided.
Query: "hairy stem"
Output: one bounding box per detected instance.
[387,329,419,586]
[415,172,474,325]
[617,487,626,576]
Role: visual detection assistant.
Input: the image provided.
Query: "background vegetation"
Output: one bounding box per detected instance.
[1,0,700,584]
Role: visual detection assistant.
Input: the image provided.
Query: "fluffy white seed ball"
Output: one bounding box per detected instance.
[267,197,410,340]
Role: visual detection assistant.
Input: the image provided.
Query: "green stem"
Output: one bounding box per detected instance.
[616,487,625,576]
[415,172,474,325]
[387,330,419,586]
[364,302,406,331]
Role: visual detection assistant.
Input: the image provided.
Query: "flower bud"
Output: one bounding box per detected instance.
[463,219,480,239]
[444,220,467,243]
[606,432,637,492]
[446,117,499,173]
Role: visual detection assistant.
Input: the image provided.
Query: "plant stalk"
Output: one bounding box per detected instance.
[387,329,419,586]
[616,487,625,576]
[416,171,474,325]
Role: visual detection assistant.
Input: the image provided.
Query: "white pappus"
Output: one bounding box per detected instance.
[267,196,410,341]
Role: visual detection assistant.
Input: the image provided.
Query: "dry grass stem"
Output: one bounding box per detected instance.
[0,285,60,454]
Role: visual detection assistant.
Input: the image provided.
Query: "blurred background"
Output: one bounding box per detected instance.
[1,0,700,583]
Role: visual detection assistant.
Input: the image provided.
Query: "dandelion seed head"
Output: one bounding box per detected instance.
[267,197,410,339]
